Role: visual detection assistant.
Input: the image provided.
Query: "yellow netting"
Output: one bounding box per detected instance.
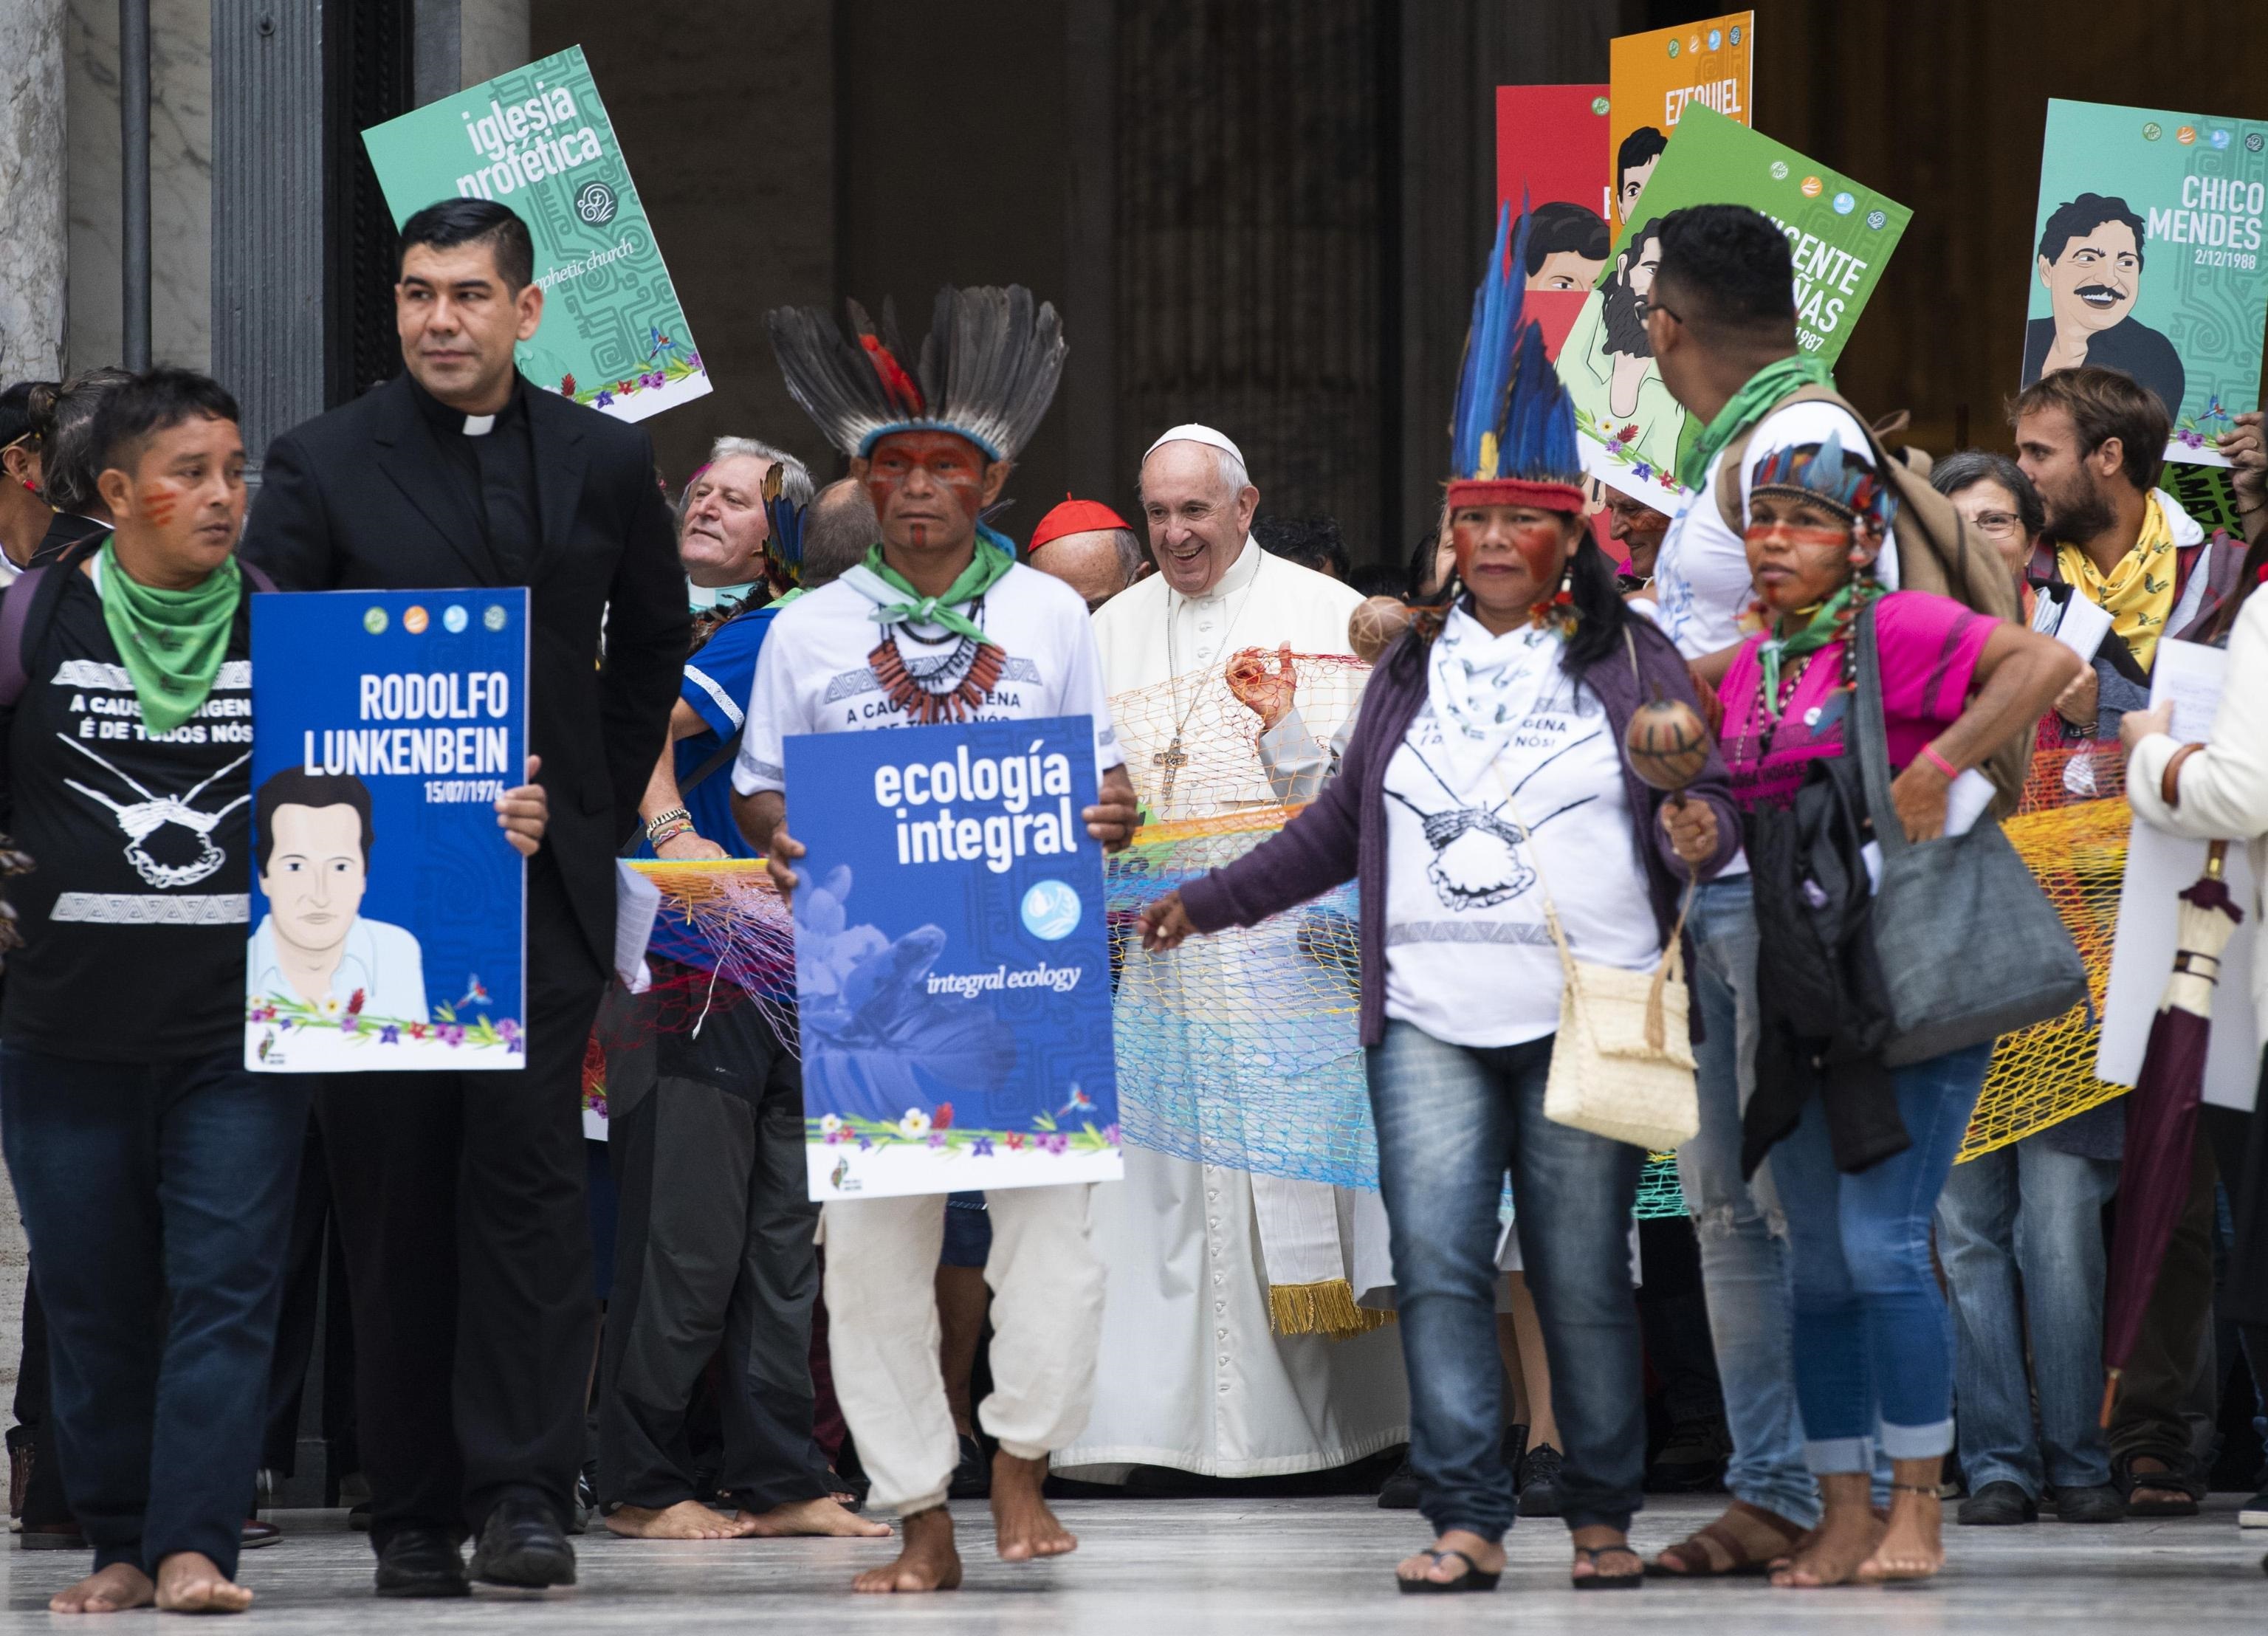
[1955,739,2131,1163]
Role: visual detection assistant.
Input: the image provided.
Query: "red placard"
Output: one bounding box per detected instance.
[1494,85,1612,361]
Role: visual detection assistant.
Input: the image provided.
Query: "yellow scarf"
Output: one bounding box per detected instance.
[2057,493,2178,669]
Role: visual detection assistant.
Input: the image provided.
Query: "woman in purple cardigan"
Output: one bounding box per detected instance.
[1140,219,1736,1593]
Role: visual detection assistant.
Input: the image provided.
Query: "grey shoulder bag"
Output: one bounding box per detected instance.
[1851,602,2086,1066]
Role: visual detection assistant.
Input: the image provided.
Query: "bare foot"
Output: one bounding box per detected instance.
[154,1552,253,1614]
[1857,1488,1943,1583]
[853,1507,961,1593]
[1770,1508,1885,1588]
[1395,1527,1503,1587]
[991,1450,1076,1561]
[604,1500,757,1540]
[50,1563,155,1615]
[740,1496,892,1539]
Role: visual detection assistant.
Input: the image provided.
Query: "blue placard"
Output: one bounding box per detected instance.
[246,589,529,1071]
[786,715,1121,1200]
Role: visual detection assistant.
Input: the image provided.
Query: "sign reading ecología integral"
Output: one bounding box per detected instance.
[360,45,709,424]
[785,715,1121,1202]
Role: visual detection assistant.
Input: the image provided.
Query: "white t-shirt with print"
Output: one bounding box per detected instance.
[1650,400,1879,661]
[734,559,1125,794]
[1381,653,1661,1051]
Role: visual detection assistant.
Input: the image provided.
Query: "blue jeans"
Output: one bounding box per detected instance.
[1936,1135,2119,1496]
[1367,1021,1644,1539]
[1676,876,1820,1525]
[1772,1041,1992,1472]
[0,1044,309,1578]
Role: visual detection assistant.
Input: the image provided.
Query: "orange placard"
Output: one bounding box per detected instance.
[1606,11,1753,229]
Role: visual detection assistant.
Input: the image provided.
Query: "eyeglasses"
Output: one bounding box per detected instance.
[1967,510,2024,539]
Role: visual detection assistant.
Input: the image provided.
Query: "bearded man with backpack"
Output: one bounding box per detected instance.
[1636,205,2034,1579]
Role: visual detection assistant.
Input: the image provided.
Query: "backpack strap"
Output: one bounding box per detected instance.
[0,566,52,711]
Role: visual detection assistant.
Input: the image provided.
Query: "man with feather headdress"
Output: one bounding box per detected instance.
[732,286,1138,1593]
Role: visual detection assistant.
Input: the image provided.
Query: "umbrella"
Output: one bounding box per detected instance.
[2100,839,2244,1424]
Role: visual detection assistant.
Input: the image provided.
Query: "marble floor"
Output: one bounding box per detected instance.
[4,1494,2264,1632]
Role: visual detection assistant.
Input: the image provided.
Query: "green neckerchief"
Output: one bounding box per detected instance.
[96,537,243,735]
[859,535,1014,647]
[1756,579,1871,711]
[1676,352,1838,491]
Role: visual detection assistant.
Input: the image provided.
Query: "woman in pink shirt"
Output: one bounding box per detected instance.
[1717,434,2080,1591]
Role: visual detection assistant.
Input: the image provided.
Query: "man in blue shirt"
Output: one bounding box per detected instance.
[638,471,876,865]
[597,464,884,1541]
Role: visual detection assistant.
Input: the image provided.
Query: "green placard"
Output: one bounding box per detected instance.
[361,45,709,423]
[1555,103,1910,504]
[2026,99,2268,467]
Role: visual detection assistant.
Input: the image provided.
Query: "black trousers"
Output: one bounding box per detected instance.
[597,966,831,1513]
[318,862,605,1544]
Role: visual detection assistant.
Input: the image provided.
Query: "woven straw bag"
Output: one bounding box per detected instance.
[1496,766,1698,1152]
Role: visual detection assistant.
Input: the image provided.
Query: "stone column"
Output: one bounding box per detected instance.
[211,0,328,473]
[0,0,69,383]
[0,0,63,1433]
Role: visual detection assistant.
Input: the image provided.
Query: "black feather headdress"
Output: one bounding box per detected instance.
[766,285,1068,462]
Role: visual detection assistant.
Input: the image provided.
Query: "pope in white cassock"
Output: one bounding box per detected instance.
[1058,425,1409,1482]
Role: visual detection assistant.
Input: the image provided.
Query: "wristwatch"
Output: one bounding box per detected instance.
[645,805,693,843]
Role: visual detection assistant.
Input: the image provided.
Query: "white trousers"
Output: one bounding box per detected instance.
[822,1183,1104,1516]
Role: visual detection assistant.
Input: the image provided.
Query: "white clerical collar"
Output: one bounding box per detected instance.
[1187,535,1261,604]
[463,413,496,436]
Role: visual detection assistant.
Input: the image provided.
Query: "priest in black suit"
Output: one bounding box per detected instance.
[238,199,686,1598]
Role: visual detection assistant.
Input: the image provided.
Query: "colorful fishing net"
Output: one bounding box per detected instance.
[581,859,797,1126]
[1956,738,2131,1164]
[1104,653,1688,1216]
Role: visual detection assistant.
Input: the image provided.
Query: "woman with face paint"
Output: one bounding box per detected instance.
[1709,435,2082,1591]
[1139,207,1739,1592]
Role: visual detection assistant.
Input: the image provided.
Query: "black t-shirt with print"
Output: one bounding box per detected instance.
[0,568,254,1060]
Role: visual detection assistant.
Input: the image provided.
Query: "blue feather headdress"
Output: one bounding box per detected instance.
[1747,430,1895,532]
[1446,202,1587,514]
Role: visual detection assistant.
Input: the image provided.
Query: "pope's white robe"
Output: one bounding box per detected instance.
[1060,539,1408,1479]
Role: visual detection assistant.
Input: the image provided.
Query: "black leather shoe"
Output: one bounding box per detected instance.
[468,1499,576,1589]
[2050,1483,2125,1523]
[374,1527,470,1598]
[1956,1480,2037,1525]
[947,1433,991,1499]
[1517,1444,1564,1518]
[1376,1454,1420,1509]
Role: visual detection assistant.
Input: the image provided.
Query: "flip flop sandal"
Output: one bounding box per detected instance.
[1649,1499,1807,1578]
[1572,1544,1644,1590]
[1395,1547,1500,1595]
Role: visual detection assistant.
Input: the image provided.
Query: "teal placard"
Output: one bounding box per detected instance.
[1554,103,1909,505]
[2026,99,2268,466]
[360,45,709,424]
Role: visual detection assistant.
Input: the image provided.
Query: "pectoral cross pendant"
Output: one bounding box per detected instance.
[1154,735,1189,809]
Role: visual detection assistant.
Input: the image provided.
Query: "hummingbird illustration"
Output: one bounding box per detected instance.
[456,976,490,1011]
[1056,1085,1097,1120]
